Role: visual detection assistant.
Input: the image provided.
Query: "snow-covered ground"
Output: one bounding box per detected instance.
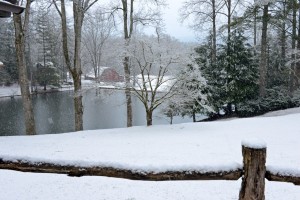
[0,81,121,98]
[0,108,300,199]
[0,84,20,97]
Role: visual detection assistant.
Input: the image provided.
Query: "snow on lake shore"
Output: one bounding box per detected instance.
[0,109,300,199]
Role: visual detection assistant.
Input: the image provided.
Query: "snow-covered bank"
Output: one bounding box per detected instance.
[1,113,299,171]
[0,82,123,98]
[261,106,300,117]
[0,110,300,199]
[0,170,299,200]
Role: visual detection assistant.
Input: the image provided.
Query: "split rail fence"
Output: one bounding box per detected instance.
[0,144,299,200]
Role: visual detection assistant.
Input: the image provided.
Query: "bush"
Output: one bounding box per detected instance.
[237,87,298,117]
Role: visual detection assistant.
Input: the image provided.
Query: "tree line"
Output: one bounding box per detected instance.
[178,0,300,119]
[1,0,300,135]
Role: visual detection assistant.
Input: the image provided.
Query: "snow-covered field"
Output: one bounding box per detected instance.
[0,108,300,199]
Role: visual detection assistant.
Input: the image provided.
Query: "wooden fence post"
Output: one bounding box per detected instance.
[239,143,266,200]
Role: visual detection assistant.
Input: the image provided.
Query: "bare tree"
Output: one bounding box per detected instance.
[181,0,224,65]
[130,32,185,126]
[111,0,163,127]
[13,0,36,135]
[220,0,242,40]
[82,9,114,81]
[53,0,98,131]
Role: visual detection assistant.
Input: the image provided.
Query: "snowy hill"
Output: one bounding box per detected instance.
[0,108,300,199]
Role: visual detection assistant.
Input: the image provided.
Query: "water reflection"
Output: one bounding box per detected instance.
[0,89,195,136]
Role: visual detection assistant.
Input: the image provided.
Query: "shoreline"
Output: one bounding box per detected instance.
[0,84,126,99]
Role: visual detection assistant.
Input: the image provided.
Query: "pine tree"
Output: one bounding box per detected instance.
[0,19,18,81]
[177,63,211,122]
[217,30,259,113]
[198,30,258,115]
[194,40,223,114]
[35,62,61,90]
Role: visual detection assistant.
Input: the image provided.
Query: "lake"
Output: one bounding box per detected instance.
[0,89,196,136]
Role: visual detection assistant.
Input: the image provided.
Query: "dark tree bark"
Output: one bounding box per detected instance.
[72,1,84,131]
[192,111,196,122]
[13,0,36,135]
[146,110,153,126]
[54,0,98,131]
[289,0,297,94]
[211,0,217,64]
[295,0,300,89]
[254,6,258,47]
[259,4,269,97]
[280,0,287,66]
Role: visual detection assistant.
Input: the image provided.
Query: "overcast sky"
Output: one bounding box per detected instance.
[163,0,196,42]
[64,0,196,43]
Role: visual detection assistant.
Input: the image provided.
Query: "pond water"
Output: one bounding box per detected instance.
[0,89,196,136]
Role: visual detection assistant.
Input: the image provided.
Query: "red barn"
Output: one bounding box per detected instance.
[99,67,124,82]
[85,67,124,82]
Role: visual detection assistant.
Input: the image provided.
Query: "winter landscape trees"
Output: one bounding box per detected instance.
[2,1,300,199]
[181,0,300,118]
[13,0,36,135]
[1,0,300,134]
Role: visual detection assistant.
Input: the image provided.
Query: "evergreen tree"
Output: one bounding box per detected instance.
[194,41,223,114]
[0,19,18,81]
[177,63,212,122]
[217,30,259,113]
[34,62,61,90]
[198,30,258,115]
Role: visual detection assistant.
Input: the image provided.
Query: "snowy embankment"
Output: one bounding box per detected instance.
[0,109,300,199]
[0,81,122,98]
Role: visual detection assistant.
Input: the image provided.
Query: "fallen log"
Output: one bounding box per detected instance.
[266,170,300,186]
[0,158,242,181]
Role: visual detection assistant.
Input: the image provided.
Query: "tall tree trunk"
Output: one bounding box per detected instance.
[122,0,133,127]
[73,2,84,131]
[226,0,232,106]
[192,111,196,122]
[253,5,259,50]
[289,0,297,94]
[295,0,300,90]
[58,0,85,131]
[146,110,153,126]
[296,0,300,89]
[280,0,287,65]
[227,0,231,42]
[124,56,133,127]
[13,1,36,135]
[73,73,83,130]
[212,0,217,64]
[259,4,269,97]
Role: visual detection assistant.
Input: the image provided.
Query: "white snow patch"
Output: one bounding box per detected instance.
[267,165,300,177]
[261,107,300,117]
[241,139,267,149]
[0,109,300,199]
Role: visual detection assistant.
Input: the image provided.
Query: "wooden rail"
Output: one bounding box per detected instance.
[0,144,299,200]
[0,159,242,181]
[266,170,300,185]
